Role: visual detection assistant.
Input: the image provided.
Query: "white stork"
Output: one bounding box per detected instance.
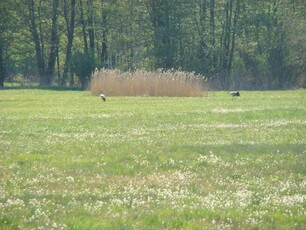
[100,93,106,102]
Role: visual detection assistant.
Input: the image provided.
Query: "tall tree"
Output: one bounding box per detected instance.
[45,0,59,85]
[26,0,59,86]
[62,0,76,85]
[266,0,289,89]
[197,0,208,74]
[219,0,240,89]
[0,41,4,87]
[79,0,89,52]
[0,1,9,87]
[100,0,108,68]
[27,0,45,84]
[87,0,95,53]
[148,0,174,69]
[209,0,215,46]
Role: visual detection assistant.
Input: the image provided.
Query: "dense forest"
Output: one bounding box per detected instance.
[0,0,305,90]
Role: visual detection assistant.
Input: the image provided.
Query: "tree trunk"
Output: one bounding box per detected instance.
[0,42,4,87]
[149,0,173,69]
[46,0,59,85]
[209,0,217,74]
[62,0,76,85]
[79,0,88,52]
[210,0,215,45]
[69,72,74,87]
[28,0,46,85]
[219,0,239,90]
[101,0,108,68]
[87,0,95,53]
[228,1,240,78]
[198,0,207,72]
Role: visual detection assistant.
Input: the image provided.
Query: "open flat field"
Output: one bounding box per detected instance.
[0,89,306,229]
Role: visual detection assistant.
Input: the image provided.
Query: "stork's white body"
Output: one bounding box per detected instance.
[100,94,106,102]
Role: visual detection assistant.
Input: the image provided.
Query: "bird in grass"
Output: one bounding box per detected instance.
[100,93,106,102]
[230,91,240,97]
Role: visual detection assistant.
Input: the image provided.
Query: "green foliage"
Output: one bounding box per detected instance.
[12,74,28,86]
[0,89,306,228]
[1,0,306,89]
[70,51,97,89]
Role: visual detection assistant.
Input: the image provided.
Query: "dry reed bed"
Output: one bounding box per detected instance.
[90,69,206,97]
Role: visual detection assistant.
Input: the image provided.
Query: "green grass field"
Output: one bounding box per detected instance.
[0,89,306,229]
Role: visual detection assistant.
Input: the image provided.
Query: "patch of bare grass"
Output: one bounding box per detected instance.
[90,69,206,97]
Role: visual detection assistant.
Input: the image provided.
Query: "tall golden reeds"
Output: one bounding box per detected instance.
[90,69,206,97]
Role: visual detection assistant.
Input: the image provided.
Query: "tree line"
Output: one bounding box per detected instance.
[0,0,305,90]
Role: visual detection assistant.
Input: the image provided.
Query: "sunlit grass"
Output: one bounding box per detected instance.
[0,89,306,229]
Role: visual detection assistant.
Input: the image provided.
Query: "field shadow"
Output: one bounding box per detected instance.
[1,85,83,91]
[182,143,306,155]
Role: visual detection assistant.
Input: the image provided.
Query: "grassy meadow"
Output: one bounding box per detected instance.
[0,89,306,229]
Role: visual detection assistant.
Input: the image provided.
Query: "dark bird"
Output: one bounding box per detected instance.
[100,93,106,102]
[230,91,240,97]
